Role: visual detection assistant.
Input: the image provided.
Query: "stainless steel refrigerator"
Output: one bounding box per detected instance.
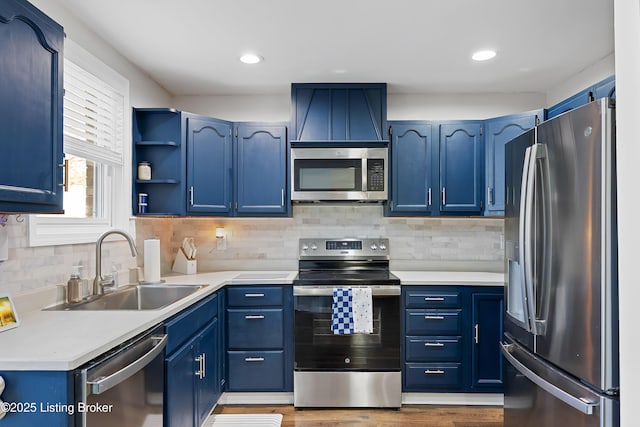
[502,98,619,427]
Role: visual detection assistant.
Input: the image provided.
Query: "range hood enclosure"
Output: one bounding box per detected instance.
[291,83,388,144]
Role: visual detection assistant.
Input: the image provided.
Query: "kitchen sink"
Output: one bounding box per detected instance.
[46,284,206,311]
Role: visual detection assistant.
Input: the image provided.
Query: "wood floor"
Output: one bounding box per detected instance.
[213,405,504,427]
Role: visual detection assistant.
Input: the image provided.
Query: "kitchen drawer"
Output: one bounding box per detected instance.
[227,286,284,307]
[165,293,218,354]
[227,308,284,348]
[404,289,462,309]
[227,350,285,391]
[405,336,462,362]
[404,363,463,390]
[405,309,462,335]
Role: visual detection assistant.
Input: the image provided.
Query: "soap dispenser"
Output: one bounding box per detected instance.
[67,265,83,303]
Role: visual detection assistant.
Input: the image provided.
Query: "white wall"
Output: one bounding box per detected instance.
[546,53,615,106]
[613,1,640,425]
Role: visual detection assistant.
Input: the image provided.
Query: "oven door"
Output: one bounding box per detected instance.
[293,285,400,371]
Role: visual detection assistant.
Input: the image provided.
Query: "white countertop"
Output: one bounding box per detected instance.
[0,270,499,371]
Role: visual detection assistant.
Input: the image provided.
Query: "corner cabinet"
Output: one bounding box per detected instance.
[132,108,187,216]
[0,0,64,213]
[165,293,221,427]
[402,286,503,393]
[290,83,388,143]
[186,115,234,215]
[235,123,288,215]
[484,110,542,216]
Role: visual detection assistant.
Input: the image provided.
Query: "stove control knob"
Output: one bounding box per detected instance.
[310,243,318,251]
[379,242,387,251]
[370,243,378,251]
[302,244,309,251]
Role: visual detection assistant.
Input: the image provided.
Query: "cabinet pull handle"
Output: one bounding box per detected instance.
[195,354,204,379]
[245,315,265,319]
[281,188,285,207]
[424,297,445,302]
[245,357,265,362]
[424,370,445,375]
[487,187,493,205]
[424,342,445,347]
[475,324,479,344]
[442,187,446,206]
[244,293,265,298]
[202,353,206,378]
[58,159,69,191]
[189,186,194,205]
[427,188,432,206]
[424,315,445,320]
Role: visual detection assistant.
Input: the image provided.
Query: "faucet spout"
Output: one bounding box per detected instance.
[93,229,137,296]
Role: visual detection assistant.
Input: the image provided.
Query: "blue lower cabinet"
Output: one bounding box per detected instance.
[405,336,463,362]
[401,286,503,393]
[227,351,285,391]
[165,293,220,427]
[0,371,73,427]
[225,285,293,392]
[404,363,463,390]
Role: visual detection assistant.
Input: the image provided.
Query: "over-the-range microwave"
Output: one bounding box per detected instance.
[290,146,388,201]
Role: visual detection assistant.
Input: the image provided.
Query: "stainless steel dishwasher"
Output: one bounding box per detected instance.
[74,325,167,427]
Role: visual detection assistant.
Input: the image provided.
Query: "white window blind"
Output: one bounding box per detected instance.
[63,59,124,167]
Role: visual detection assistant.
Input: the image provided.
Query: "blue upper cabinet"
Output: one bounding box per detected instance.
[546,75,615,120]
[186,115,233,215]
[235,123,288,215]
[291,83,388,143]
[132,108,187,216]
[0,0,64,213]
[483,110,542,216]
[388,121,438,214]
[439,122,484,214]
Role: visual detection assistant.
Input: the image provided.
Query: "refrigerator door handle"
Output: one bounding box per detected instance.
[519,145,534,332]
[500,343,599,415]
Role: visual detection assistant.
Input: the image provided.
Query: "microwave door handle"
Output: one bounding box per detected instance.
[519,146,534,333]
[362,158,368,192]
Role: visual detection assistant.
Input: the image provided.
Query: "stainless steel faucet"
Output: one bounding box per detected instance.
[93,229,137,296]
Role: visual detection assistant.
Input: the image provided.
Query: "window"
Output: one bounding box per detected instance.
[28,40,131,246]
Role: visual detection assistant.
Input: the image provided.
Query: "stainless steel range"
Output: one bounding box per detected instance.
[293,238,401,408]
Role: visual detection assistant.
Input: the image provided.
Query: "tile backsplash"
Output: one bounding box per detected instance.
[0,216,138,296]
[136,205,505,274]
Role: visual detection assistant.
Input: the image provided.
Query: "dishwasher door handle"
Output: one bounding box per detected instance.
[87,334,168,395]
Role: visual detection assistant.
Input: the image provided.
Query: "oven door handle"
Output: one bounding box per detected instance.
[293,286,400,296]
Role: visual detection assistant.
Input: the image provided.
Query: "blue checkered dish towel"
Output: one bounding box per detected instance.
[332,287,354,334]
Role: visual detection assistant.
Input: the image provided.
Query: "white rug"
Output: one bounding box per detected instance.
[209,414,283,427]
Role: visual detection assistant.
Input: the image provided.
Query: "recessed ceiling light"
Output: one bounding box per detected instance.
[472,50,497,61]
[240,53,262,64]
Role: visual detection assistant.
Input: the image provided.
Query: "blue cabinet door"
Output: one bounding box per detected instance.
[470,290,504,391]
[195,320,219,427]
[388,122,437,214]
[186,115,233,214]
[546,76,614,120]
[439,122,484,213]
[0,0,64,213]
[165,339,196,427]
[484,111,541,216]
[235,123,288,215]
[291,83,387,142]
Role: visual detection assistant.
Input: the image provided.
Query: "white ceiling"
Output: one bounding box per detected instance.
[55,0,614,96]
